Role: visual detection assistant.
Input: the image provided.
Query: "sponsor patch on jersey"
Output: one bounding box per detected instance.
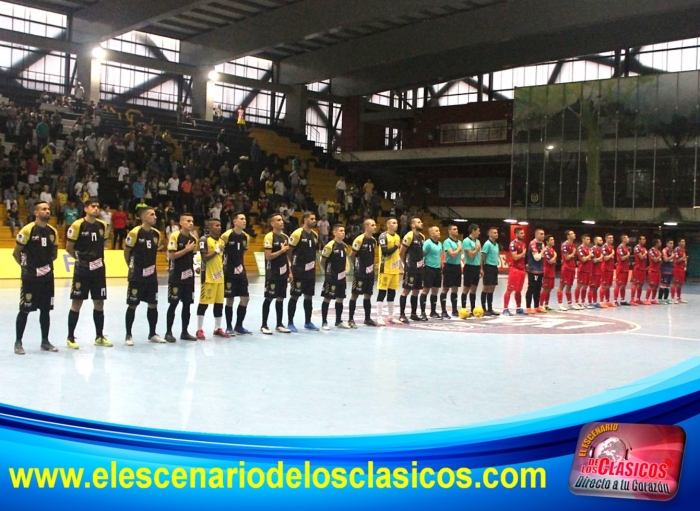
[36,264,51,277]
[89,258,103,271]
[142,265,156,277]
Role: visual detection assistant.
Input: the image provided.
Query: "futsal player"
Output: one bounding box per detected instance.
[672,238,688,303]
[502,227,527,316]
[261,213,292,334]
[220,211,253,335]
[66,199,111,348]
[659,240,674,304]
[574,234,592,309]
[557,230,577,311]
[420,226,443,319]
[614,234,631,306]
[349,218,379,328]
[13,201,59,355]
[630,235,648,306]
[461,223,481,315]
[124,207,165,345]
[600,234,616,307]
[197,219,229,339]
[525,228,545,313]
[320,224,350,330]
[399,217,426,323]
[589,236,604,308]
[165,213,198,341]
[376,218,401,326]
[440,224,463,318]
[287,211,319,332]
[645,238,662,305]
[540,235,557,311]
[479,227,500,316]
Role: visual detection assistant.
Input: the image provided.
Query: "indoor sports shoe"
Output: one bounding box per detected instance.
[526,308,537,314]
[398,316,410,324]
[304,322,319,331]
[234,327,253,335]
[441,312,451,319]
[164,333,177,343]
[149,334,166,343]
[260,326,273,335]
[94,336,113,347]
[364,319,378,327]
[213,328,230,338]
[680,299,688,304]
[599,302,609,308]
[66,338,79,349]
[377,318,387,327]
[196,329,206,340]
[543,305,554,311]
[287,323,298,333]
[592,303,602,309]
[347,320,358,329]
[225,327,235,336]
[321,323,330,331]
[558,305,568,312]
[410,314,421,321]
[451,311,459,318]
[430,312,441,319]
[537,307,548,313]
[643,300,651,305]
[418,313,429,321]
[629,301,639,306]
[515,308,529,315]
[671,299,679,304]
[651,300,659,305]
[570,304,582,310]
[125,335,134,346]
[40,342,58,352]
[335,322,351,329]
[180,332,197,341]
[14,343,24,355]
[276,325,291,333]
[502,308,512,316]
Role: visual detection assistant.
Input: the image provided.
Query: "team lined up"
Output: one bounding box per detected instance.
[11,201,690,354]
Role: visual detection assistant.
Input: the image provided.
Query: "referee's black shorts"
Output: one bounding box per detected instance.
[483,264,499,286]
[423,266,442,289]
[442,263,461,288]
[463,264,481,288]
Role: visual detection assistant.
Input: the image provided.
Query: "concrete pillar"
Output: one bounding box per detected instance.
[75,46,100,103]
[191,68,215,122]
[285,84,308,135]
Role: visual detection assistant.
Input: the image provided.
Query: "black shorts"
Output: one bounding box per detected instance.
[442,264,461,288]
[483,264,498,286]
[127,280,158,306]
[351,277,374,296]
[71,272,107,301]
[661,273,673,286]
[168,281,194,304]
[20,279,54,312]
[290,277,315,298]
[403,271,423,290]
[463,264,481,288]
[423,266,442,289]
[322,279,347,299]
[264,278,287,300]
[225,276,250,298]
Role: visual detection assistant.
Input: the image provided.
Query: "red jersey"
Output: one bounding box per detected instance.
[616,244,630,271]
[561,241,577,269]
[543,246,557,278]
[591,246,603,276]
[602,243,615,272]
[577,245,592,273]
[648,247,661,273]
[112,210,128,229]
[633,244,648,271]
[509,239,526,271]
[674,247,687,268]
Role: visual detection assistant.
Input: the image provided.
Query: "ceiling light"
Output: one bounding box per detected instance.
[517,221,529,226]
[664,222,678,226]
[208,70,220,81]
[546,145,555,150]
[504,218,517,224]
[91,46,106,60]
[453,218,469,223]
[582,220,596,225]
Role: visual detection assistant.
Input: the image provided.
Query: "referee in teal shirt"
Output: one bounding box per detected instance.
[421,226,443,319]
[441,224,463,318]
[480,227,501,316]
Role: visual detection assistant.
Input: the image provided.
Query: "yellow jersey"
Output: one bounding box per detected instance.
[378,231,401,275]
[199,235,224,284]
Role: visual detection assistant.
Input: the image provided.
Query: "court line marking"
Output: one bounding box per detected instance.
[623,332,700,342]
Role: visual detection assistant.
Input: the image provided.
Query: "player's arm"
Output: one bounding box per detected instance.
[465,239,480,258]
[168,232,196,260]
[480,242,488,273]
[200,237,220,262]
[564,246,575,261]
[287,229,301,273]
[530,241,543,261]
[12,243,24,265]
[65,220,80,258]
[400,232,412,265]
[445,239,462,258]
[320,241,333,269]
[603,248,614,261]
[264,233,288,260]
[379,233,398,257]
[124,227,139,265]
[511,244,525,261]
[350,235,363,264]
[12,225,31,265]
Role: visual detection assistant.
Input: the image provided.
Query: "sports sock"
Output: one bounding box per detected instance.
[321,301,329,323]
[399,295,406,316]
[16,311,28,343]
[93,310,104,337]
[515,293,521,308]
[487,293,494,311]
[304,298,313,323]
[363,299,372,321]
[125,307,135,336]
[225,305,234,329]
[348,299,356,321]
[451,292,459,312]
[574,287,581,303]
[181,304,191,333]
[39,308,50,340]
[469,293,476,311]
[287,298,297,324]
[429,295,437,314]
[566,290,572,304]
[147,307,157,337]
[275,300,284,327]
[503,290,511,309]
[262,299,271,326]
[419,293,427,314]
[166,302,177,333]
[68,309,79,339]
[235,305,247,328]
[440,292,447,313]
[376,301,384,319]
[557,289,563,303]
[335,301,343,324]
[461,293,467,309]
[410,295,418,315]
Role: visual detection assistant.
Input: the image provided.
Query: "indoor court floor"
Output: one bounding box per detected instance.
[1,276,698,436]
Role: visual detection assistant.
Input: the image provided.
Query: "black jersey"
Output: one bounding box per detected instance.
[321,239,348,281]
[125,226,161,283]
[263,231,290,279]
[167,230,198,284]
[288,227,318,279]
[67,218,107,276]
[16,222,59,281]
[402,230,425,272]
[351,233,377,278]
[220,229,249,280]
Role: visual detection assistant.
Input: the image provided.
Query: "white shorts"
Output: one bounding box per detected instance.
[28,174,39,184]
